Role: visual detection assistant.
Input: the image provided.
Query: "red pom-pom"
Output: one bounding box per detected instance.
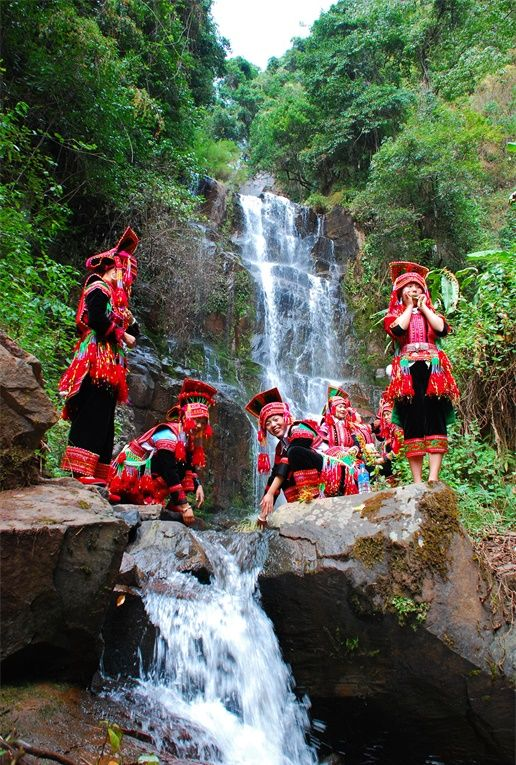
[183,417,196,432]
[175,440,187,462]
[109,475,123,494]
[139,474,155,493]
[325,412,333,426]
[116,452,127,464]
[257,452,270,474]
[204,423,213,438]
[192,445,206,468]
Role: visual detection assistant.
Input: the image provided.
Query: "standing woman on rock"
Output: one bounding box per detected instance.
[59,227,139,484]
[383,261,459,483]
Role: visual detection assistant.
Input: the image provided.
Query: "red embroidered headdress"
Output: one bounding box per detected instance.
[387,261,435,315]
[85,226,139,290]
[325,384,351,414]
[245,387,292,473]
[174,378,217,467]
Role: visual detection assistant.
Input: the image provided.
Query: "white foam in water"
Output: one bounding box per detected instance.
[135,534,318,765]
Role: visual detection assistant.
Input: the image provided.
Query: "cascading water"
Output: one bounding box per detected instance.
[238,192,354,416]
[114,532,317,765]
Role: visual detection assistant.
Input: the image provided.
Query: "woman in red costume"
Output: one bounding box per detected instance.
[108,379,217,526]
[245,388,325,526]
[59,227,139,483]
[317,386,362,494]
[383,261,459,483]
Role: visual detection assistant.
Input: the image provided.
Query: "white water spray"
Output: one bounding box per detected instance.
[132,533,318,765]
[238,192,354,416]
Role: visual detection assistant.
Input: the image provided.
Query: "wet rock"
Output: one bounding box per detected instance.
[102,522,214,678]
[0,681,219,765]
[198,176,228,227]
[259,483,515,764]
[114,521,213,590]
[0,331,58,488]
[239,172,276,196]
[0,478,128,681]
[322,207,364,263]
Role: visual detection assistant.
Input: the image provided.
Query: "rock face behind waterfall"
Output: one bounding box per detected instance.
[260,483,515,764]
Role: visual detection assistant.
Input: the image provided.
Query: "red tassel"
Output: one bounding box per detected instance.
[325,412,333,425]
[109,475,123,494]
[192,445,206,468]
[204,423,213,438]
[175,440,187,462]
[183,417,196,433]
[257,452,271,474]
[400,373,415,397]
[139,474,155,493]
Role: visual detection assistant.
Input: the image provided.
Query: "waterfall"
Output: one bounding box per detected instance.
[125,533,318,765]
[238,192,353,416]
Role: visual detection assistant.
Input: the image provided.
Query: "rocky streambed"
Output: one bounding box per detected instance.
[1,480,514,764]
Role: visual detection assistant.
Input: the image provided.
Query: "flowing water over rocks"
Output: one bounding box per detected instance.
[237,192,357,416]
[102,531,317,765]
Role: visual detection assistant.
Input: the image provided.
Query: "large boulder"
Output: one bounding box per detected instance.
[259,483,515,763]
[0,478,128,681]
[0,331,58,488]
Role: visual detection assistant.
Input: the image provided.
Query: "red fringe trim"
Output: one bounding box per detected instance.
[258,452,271,474]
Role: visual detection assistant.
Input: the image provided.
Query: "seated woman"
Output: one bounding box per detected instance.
[245,388,324,527]
[371,391,403,482]
[318,385,379,494]
[108,378,217,525]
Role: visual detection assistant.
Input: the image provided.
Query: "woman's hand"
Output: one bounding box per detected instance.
[417,294,427,310]
[181,503,195,525]
[402,290,414,307]
[259,491,275,520]
[195,485,205,508]
[124,332,136,348]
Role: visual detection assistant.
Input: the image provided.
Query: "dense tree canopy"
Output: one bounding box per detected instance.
[242,0,514,275]
[1,0,227,388]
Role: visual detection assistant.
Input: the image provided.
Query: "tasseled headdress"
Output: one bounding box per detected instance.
[387,261,436,315]
[322,384,356,425]
[175,378,217,467]
[85,226,139,306]
[245,387,293,474]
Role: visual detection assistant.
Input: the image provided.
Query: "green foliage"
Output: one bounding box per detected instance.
[426,268,460,314]
[209,56,262,143]
[391,419,514,537]
[391,596,430,628]
[2,0,226,240]
[445,249,515,453]
[1,0,227,413]
[439,422,514,537]
[352,99,497,269]
[0,103,77,390]
[303,192,331,214]
[250,82,317,195]
[193,128,245,183]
